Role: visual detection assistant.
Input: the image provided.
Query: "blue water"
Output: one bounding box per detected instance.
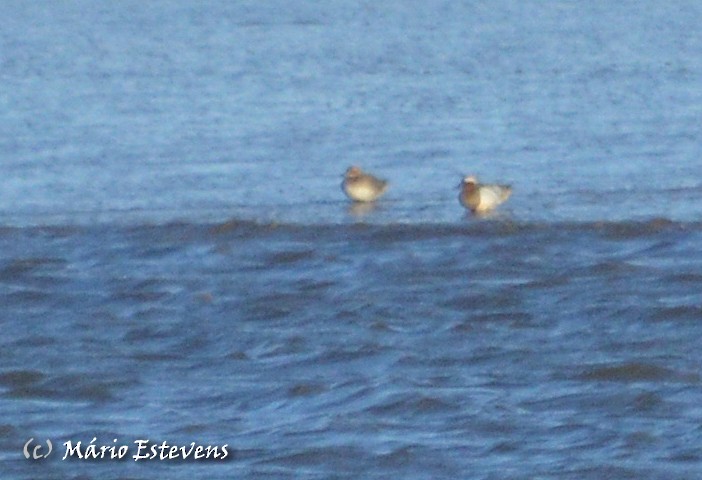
[1,1,701,479]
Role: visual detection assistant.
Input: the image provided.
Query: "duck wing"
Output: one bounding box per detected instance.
[479,184,512,209]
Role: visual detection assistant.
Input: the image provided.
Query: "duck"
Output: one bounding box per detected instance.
[342,166,388,202]
[459,175,512,213]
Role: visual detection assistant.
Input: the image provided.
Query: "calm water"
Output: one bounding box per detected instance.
[1,1,701,479]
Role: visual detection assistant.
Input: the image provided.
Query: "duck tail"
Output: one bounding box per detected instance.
[500,186,513,201]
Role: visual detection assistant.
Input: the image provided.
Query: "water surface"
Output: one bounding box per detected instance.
[1,1,701,479]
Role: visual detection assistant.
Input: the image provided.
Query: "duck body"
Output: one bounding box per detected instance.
[342,166,388,202]
[459,175,512,213]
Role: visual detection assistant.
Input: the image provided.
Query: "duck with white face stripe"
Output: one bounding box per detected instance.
[459,175,512,214]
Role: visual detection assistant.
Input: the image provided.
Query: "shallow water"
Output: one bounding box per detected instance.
[1,1,702,479]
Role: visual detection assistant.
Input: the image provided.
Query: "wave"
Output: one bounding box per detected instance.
[0,216,699,241]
